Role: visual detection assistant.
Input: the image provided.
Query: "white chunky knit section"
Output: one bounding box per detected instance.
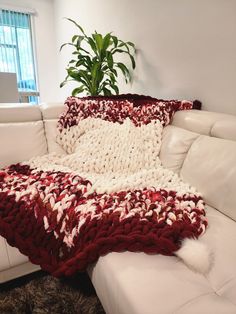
[57,117,163,157]
[27,117,197,195]
[58,118,162,173]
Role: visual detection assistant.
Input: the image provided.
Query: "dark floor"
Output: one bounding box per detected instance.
[0,271,105,314]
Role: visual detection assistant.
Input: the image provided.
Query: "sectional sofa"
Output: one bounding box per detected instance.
[0,103,235,314]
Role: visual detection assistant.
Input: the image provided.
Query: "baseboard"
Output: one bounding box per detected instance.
[0,262,40,285]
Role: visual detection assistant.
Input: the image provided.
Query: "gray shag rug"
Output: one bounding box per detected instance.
[0,272,105,314]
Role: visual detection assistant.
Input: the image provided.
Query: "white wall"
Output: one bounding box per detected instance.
[0,0,59,103]
[53,0,236,115]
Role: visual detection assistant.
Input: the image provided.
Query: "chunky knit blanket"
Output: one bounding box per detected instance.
[0,95,208,277]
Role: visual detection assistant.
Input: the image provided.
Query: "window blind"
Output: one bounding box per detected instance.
[0,8,37,93]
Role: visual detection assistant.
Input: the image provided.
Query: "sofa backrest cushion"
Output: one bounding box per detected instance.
[211,119,236,142]
[0,104,47,169]
[160,110,236,221]
[40,102,65,120]
[180,136,236,221]
[44,120,66,154]
[172,110,236,136]
[160,125,199,174]
[0,103,42,123]
[40,103,65,154]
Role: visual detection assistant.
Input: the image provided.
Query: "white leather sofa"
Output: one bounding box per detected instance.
[0,103,236,314]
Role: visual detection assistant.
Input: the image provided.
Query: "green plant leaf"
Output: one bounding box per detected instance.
[60,74,70,88]
[72,86,84,96]
[103,33,111,51]
[91,61,100,78]
[109,68,118,77]
[111,48,126,54]
[72,35,79,43]
[116,62,131,82]
[106,51,114,69]
[92,33,103,55]
[97,70,104,84]
[78,70,92,88]
[87,37,98,56]
[130,54,136,69]
[67,68,79,79]
[111,48,136,69]
[102,65,108,71]
[65,18,86,36]
[67,68,90,89]
[108,72,116,84]
[76,35,84,47]
[75,59,86,68]
[110,82,119,94]
[118,41,131,54]
[111,35,118,48]
[91,61,101,94]
[60,80,67,88]
[77,46,91,55]
[69,59,76,64]
[126,41,135,48]
[103,87,112,96]
[60,42,76,51]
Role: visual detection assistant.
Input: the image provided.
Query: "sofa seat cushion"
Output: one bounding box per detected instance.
[89,206,236,314]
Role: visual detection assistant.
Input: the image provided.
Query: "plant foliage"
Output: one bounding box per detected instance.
[60,18,136,96]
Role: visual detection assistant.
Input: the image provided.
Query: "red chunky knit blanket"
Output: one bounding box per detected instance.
[0,95,207,277]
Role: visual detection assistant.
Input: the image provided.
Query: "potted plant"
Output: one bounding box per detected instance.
[60,18,136,96]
